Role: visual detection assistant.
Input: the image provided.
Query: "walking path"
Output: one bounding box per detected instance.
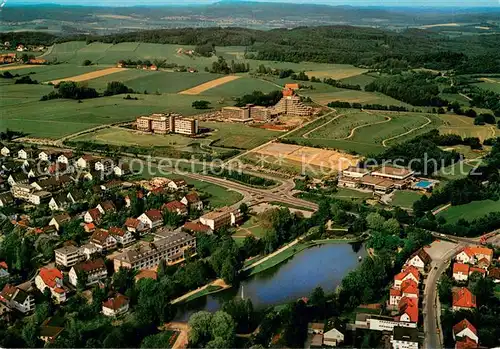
[381,115,432,147]
[337,116,391,141]
[302,113,345,138]
[170,279,229,304]
[432,203,451,216]
[242,237,300,271]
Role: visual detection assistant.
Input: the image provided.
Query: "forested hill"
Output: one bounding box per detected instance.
[2,26,499,73]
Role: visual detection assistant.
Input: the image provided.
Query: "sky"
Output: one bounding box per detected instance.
[7,0,500,6]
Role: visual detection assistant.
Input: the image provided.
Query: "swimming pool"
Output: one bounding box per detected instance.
[416,181,432,188]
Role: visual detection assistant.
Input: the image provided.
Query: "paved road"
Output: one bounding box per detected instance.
[423,243,464,349]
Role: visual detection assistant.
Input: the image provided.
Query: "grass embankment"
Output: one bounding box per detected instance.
[181,285,224,303]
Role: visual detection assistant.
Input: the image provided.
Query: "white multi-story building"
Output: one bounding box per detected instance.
[55,245,83,268]
[69,258,107,288]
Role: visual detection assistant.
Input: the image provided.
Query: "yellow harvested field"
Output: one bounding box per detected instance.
[419,23,460,29]
[178,75,241,95]
[0,64,44,72]
[48,67,127,84]
[254,142,360,173]
[305,67,368,80]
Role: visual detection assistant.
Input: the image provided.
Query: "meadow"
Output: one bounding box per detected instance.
[390,190,424,209]
[438,113,499,141]
[0,63,108,82]
[201,122,280,149]
[302,88,411,107]
[437,199,500,223]
[476,78,500,93]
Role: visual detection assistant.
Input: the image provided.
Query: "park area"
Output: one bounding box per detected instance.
[437,199,500,223]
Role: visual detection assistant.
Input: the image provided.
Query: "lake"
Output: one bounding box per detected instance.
[175,242,366,321]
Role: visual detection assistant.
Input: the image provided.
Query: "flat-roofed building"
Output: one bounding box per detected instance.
[359,175,395,194]
[200,207,242,231]
[355,313,417,332]
[372,166,415,181]
[273,89,313,116]
[342,166,370,178]
[113,231,196,271]
[222,106,251,122]
[250,105,272,121]
[55,245,83,268]
[174,117,198,136]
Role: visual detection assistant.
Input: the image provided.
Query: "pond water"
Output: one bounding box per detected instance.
[175,242,366,321]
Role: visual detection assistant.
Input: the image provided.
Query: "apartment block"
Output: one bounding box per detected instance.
[113,231,196,271]
[136,113,198,136]
[55,245,83,268]
[199,207,242,231]
[222,106,251,121]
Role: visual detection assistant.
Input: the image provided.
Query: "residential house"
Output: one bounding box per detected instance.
[38,150,58,162]
[69,258,107,287]
[389,288,402,307]
[138,209,163,229]
[488,267,500,283]
[0,262,9,280]
[80,243,99,260]
[401,279,419,299]
[394,266,420,289]
[67,190,85,204]
[453,263,470,282]
[181,192,203,211]
[95,159,114,173]
[456,246,494,265]
[55,245,83,268]
[323,328,344,347]
[1,146,11,157]
[96,200,116,215]
[308,322,325,334]
[84,208,102,224]
[199,207,242,231]
[452,287,476,311]
[84,223,96,234]
[124,217,146,234]
[102,294,130,317]
[163,201,188,216]
[8,172,29,186]
[18,148,35,160]
[100,180,123,191]
[452,319,478,343]
[35,268,67,303]
[396,297,418,324]
[57,152,74,165]
[405,248,431,271]
[90,229,117,252]
[76,155,96,169]
[113,163,130,177]
[455,336,479,349]
[49,213,71,232]
[167,178,187,191]
[182,221,213,234]
[469,267,486,278]
[391,327,419,349]
[0,192,14,207]
[49,193,71,211]
[0,284,35,313]
[39,319,64,344]
[109,227,135,246]
[28,190,52,205]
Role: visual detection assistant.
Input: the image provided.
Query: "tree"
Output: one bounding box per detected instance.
[210,311,235,343]
[104,81,134,96]
[438,275,453,305]
[239,202,249,220]
[366,212,385,231]
[188,311,213,347]
[82,59,92,66]
[192,100,211,110]
[141,332,174,348]
[21,321,40,348]
[383,218,401,235]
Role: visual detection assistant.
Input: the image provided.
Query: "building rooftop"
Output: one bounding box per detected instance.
[393,326,418,343]
[55,245,80,256]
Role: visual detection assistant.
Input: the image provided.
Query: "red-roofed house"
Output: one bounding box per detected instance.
[453,263,470,282]
[181,192,203,211]
[124,217,146,234]
[84,222,96,233]
[455,336,479,349]
[405,248,432,271]
[138,209,163,229]
[84,208,101,224]
[162,201,188,216]
[397,297,418,324]
[453,319,478,343]
[469,267,486,278]
[389,288,402,307]
[90,229,117,251]
[96,200,116,215]
[456,246,493,265]
[69,258,107,287]
[394,267,420,289]
[401,279,419,299]
[35,268,66,303]
[182,221,213,234]
[102,294,129,317]
[452,287,476,311]
[109,226,135,246]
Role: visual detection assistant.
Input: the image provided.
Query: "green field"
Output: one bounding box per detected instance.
[200,76,279,97]
[285,110,442,155]
[0,88,231,138]
[89,70,224,94]
[475,78,500,93]
[339,74,376,89]
[233,216,268,239]
[390,190,424,209]
[332,187,374,200]
[1,63,109,83]
[202,122,280,149]
[303,88,411,107]
[437,199,500,223]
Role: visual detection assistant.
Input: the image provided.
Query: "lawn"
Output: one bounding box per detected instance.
[202,122,280,149]
[90,71,224,94]
[435,160,481,180]
[475,79,500,93]
[199,76,279,97]
[302,88,411,107]
[333,188,374,200]
[1,64,109,83]
[339,74,376,89]
[437,199,500,223]
[0,92,231,139]
[305,66,368,80]
[181,285,223,303]
[233,215,268,239]
[390,190,424,209]
[437,113,499,142]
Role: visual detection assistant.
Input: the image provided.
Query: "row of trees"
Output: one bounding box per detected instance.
[208,56,249,74]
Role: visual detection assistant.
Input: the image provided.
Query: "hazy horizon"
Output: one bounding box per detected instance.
[6,0,500,7]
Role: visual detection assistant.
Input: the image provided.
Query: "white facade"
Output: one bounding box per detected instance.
[456,251,471,264]
[55,246,82,267]
[453,271,469,282]
[391,338,418,349]
[1,147,10,157]
[453,328,478,343]
[34,275,66,304]
[323,328,344,347]
[406,255,425,270]
[68,266,107,288]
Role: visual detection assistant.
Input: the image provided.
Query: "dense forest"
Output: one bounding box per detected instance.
[3,26,500,73]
